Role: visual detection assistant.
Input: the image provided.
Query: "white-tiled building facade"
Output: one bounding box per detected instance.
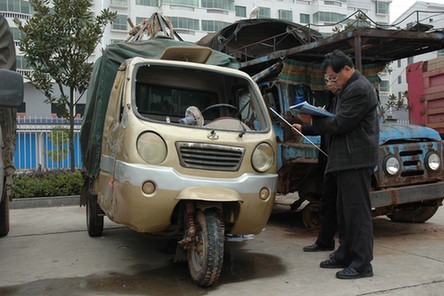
[2,0,397,117]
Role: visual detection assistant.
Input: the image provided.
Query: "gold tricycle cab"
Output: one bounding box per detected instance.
[84,48,278,287]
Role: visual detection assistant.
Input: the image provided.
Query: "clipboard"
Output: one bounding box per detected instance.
[289,101,333,117]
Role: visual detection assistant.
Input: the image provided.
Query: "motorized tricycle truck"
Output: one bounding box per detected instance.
[80,15,277,287]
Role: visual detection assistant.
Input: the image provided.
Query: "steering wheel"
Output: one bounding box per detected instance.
[202,103,239,118]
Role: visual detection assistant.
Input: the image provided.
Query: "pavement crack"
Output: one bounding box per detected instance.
[377,244,444,264]
[357,279,444,295]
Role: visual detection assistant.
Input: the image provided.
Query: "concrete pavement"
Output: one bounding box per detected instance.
[0,204,443,295]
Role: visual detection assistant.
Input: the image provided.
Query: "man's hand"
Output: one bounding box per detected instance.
[298,114,312,124]
[292,123,302,135]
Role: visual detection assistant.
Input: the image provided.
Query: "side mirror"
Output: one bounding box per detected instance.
[0,69,24,107]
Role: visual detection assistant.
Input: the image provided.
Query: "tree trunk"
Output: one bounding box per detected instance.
[69,88,75,172]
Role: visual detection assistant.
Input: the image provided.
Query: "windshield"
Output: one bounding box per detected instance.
[133,64,269,132]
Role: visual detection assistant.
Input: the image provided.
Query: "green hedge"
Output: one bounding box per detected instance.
[12,170,83,198]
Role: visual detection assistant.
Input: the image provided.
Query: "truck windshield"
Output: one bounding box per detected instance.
[134,64,269,132]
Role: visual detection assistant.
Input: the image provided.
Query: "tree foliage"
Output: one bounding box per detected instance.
[14,0,116,171]
[47,129,69,166]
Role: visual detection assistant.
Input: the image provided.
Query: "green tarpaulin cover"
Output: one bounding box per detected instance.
[80,37,239,178]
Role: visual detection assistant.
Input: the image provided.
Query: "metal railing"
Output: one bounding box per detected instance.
[15,116,83,170]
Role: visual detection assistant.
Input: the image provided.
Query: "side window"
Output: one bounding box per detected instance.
[260,84,281,122]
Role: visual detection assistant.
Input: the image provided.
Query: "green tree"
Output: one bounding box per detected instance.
[47,129,69,167]
[14,0,116,171]
[380,92,412,118]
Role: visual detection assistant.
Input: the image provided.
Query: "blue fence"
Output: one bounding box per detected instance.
[15,117,83,170]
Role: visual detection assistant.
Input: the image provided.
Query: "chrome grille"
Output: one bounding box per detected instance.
[176,142,245,171]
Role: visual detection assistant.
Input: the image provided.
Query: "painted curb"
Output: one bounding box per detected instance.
[11,195,80,209]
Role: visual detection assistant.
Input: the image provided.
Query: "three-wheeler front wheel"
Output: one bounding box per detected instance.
[86,192,104,237]
[188,209,224,287]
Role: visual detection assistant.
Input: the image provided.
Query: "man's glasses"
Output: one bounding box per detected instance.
[325,68,344,84]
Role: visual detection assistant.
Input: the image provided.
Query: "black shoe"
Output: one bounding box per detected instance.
[336,266,374,279]
[320,258,347,269]
[303,243,335,252]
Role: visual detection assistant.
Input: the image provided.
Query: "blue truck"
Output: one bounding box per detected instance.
[198,18,444,227]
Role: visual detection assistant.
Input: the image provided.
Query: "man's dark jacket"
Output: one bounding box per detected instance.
[302,70,379,173]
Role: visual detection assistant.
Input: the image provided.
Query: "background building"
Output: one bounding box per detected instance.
[1,0,391,118]
[389,1,444,122]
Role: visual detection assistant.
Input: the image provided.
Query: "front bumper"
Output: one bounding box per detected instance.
[371,181,444,208]
[101,158,278,234]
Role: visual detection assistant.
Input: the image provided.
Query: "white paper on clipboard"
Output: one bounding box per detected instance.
[289,101,333,117]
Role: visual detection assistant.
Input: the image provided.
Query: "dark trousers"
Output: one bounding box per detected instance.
[315,171,337,248]
[333,168,374,272]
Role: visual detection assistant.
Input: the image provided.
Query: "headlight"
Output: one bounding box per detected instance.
[252,142,274,172]
[383,155,400,176]
[137,132,167,165]
[425,152,441,171]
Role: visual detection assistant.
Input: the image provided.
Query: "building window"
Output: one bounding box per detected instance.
[313,12,346,23]
[397,60,401,68]
[379,80,389,92]
[235,6,246,17]
[113,14,128,31]
[136,0,159,6]
[17,102,26,113]
[201,0,234,11]
[438,49,444,57]
[300,13,310,24]
[135,17,147,26]
[279,9,293,21]
[259,7,270,18]
[0,0,31,13]
[169,17,199,30]
[51,103,65,118]
[407,56,414,65]
[110,0,128,6]
[11,27,22,41]
[398,91,402,100]
[397,75,402,84]
[324,0,343,7]
[16,56,29,70]
[76,104,86,117]
[163,0,198,6]
[201,20,230,32]
[375,1,389,15]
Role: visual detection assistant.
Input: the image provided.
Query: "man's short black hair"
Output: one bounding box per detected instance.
[321,49,354,73]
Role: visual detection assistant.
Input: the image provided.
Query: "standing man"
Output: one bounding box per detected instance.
[293,49,379,279]
[303,77,338,254]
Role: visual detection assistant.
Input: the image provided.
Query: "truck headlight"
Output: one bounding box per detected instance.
[383,155,400,176]
[425,152,440,171]
[137,132,167,165]
[252,142,274,172]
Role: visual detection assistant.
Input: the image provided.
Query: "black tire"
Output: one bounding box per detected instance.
[188,209,224,287]
[388,204,441,223]
[86,192,104,237]
[0,197,10,237]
